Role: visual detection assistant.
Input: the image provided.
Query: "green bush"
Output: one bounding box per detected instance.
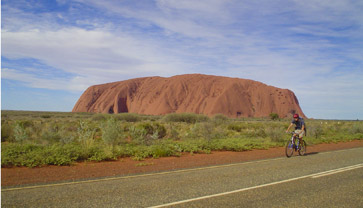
[166,124,181,140]
[250,128,267,138]
[77,121,96,148]
[186,122,229,141]
[188,123,213,140]
[41,130,61,144]
[1,143,85,167]
[176,139,204,154]
[150,143,176,158]
[91,113,108,121]
[227,123,244,132]
[100,118,125,145]
[309,123,324,139]
[42,144,85,166]
[265,126,285,143]
[130,145,153,160]
[129,122,167,145]
[17,120,33,128]
[115,113,141,122]
[58,128,77,144]
[269,113,279,120]
[213,138,251,151]
[1,121,14,142]
[13,122,28,143]
[163,113,210,123]
[87,145,115,161]
[350,122,363,134]
[212,114,229,123]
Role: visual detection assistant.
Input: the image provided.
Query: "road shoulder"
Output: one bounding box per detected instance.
[2,140,362,187]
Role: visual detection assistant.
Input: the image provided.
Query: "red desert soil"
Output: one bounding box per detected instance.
[2,140,362,187]
[72,74,305,118]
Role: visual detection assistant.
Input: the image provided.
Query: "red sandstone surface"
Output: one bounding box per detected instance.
[72,74,305,118]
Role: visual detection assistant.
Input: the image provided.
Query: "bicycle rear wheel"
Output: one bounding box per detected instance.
[298,140,307,156]
[285,140,294,157]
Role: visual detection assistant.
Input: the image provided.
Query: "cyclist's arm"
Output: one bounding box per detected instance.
[286,123,293,132]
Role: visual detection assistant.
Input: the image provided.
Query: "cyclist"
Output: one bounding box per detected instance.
[286,113,305,149]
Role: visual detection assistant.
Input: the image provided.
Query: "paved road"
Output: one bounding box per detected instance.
[2,147,363,208]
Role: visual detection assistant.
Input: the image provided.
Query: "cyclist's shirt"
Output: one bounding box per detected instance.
[291,117,305,130]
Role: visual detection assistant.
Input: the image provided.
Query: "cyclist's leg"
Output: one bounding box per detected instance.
[300,131,305,149]
[295,130,304,149]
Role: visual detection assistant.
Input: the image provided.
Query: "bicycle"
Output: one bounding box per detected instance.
[285,132,306,157]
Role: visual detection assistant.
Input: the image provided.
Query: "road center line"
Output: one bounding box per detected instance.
[148,163,363,208]
[311,164,363,178]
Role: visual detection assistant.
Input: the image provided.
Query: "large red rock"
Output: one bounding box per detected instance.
[72,74,306,118]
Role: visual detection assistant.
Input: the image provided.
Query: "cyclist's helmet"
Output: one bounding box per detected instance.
[293,114,299,118]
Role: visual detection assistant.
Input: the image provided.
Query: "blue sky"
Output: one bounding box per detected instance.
[2,0,363,119]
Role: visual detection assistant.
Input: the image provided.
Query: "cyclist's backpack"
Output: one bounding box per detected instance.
[295,118,307,136]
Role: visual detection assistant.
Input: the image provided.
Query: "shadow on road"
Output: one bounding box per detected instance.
[303,152,319,156]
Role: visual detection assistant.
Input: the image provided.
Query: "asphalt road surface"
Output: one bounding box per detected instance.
[2,147,363,208]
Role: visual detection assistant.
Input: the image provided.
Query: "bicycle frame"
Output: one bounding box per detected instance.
[289,132,299,150]
[286,132,306,157]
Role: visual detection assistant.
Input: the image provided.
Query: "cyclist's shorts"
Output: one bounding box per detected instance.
[294,130,305,138]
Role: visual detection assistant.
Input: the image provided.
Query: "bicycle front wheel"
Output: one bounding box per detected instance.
[298,140,307,156]
[285,140,294,158]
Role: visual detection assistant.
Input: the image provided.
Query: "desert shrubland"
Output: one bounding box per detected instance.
[1,111,362,167]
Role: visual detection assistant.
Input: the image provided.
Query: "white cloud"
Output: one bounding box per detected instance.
[2,0,363,118]
[2,27,193,91]
[2,68,74,91]
[76,0,231,39]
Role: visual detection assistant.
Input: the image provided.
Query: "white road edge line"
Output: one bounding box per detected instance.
[1,157,284,192]
[2,147,362,192]
[148,163,363,208]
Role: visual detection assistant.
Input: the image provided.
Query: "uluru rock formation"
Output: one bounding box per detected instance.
[72,74,306,118]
